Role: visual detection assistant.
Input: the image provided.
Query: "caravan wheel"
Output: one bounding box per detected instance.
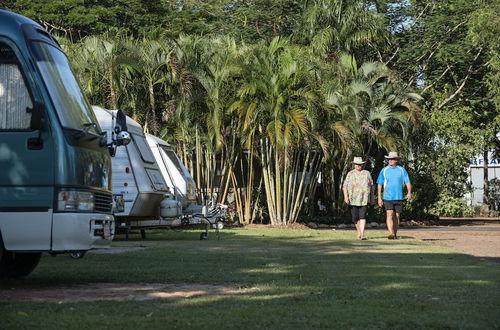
[213,221,224,230]
[69,251,87,259]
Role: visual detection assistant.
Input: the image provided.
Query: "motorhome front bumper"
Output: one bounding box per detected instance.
[51,213,114,251]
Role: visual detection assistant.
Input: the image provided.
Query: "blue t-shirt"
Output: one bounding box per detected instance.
[376,165,410,200]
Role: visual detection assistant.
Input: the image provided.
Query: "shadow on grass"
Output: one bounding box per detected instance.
[1,229,499,328]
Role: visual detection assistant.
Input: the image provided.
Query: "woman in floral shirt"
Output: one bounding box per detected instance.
[343,157,374,240]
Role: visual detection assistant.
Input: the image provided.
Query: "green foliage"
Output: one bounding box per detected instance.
[430,194,474,218]
[467,2,500,115]
[384,0,500,215]
[390,0,498,142]
[296,0,388,59]
[419,105,477,197]
[2,0,304,42]
[402,171,439,221]
[6,0,497,219]
[2,0,174,39]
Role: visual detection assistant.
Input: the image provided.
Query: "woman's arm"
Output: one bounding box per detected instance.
[343,172,351,204]
[368,172,375,204]
[343,186,350,204]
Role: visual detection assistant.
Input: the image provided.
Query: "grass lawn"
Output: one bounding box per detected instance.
[1,228,499,329]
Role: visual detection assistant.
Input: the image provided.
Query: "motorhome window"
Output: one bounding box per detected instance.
[160,146,184,174]
[131,134,156,164]
[30,41,99,133]
[0,43,33,130]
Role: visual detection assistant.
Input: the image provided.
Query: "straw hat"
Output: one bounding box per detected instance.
[384,151,401,159]
[352,157,366,165]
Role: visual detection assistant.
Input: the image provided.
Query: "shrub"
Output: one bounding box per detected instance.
[429,194,474,217]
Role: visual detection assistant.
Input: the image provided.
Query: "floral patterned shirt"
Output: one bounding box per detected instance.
[343,169,374,206]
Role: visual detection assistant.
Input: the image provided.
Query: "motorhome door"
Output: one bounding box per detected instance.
[0,40,54,250]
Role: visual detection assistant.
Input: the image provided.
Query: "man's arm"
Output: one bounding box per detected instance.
[405,182,412,200]
[402,167,411,200]
[377,184,383,207]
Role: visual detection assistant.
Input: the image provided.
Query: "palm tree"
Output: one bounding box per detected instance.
[163,36,245,205]
[70,34,135,110]
[132,39,174,134]
[236,37,320,225]
[312,53,421,211]
[297,0,387,57]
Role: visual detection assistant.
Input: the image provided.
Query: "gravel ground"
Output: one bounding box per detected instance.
[400,223,500,263]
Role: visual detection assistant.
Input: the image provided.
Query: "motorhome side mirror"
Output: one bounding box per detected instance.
[116,131,131,146]
[114,109,128,134]
[28,102,45,131]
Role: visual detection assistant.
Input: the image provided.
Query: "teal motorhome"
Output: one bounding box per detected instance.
[0,10,129,277]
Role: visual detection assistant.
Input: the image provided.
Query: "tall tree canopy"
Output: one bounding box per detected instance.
[2,0,496,218]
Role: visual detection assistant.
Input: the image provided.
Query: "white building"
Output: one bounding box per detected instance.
[467,151,500,209]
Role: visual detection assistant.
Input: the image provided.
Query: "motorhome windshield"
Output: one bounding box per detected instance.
[30,41,99,133]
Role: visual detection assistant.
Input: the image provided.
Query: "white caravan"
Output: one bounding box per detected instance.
[145,133,225,223]
[92,106,224,235]
[145,133,197,208]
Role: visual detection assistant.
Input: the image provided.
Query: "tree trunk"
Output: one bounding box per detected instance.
[108,68,117,110]
[195,126,202,201]
[481,148,490,216]
[148,80,156,134]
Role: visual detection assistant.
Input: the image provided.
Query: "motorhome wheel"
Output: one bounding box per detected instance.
[0,235,41,278]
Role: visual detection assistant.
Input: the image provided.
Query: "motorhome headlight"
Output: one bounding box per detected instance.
[57,190,94,212]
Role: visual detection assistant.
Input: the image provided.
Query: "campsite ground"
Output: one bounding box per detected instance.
[1,224,499,329]
[401,222,500,263]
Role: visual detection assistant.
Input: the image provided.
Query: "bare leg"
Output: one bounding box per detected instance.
[355,221,361,238]
[394,213,401,238]
[359,219,366,239]
[386,210,395,237]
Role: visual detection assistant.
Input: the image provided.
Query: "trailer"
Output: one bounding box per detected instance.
[92,106,225,237]
[145,133,226,229]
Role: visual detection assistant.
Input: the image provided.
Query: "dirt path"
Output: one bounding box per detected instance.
[399,223,500,263]
[0,283,252,302]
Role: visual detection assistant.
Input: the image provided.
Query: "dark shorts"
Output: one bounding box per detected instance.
[350,205,367,223]
[383,200,403,213]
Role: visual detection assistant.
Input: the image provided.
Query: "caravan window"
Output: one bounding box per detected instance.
[160,146,184,174]
[145,168,168,191]
[131,134,156,164]
[0,42,33,130]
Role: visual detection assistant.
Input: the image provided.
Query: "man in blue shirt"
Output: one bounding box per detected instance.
[377,152,412,239]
